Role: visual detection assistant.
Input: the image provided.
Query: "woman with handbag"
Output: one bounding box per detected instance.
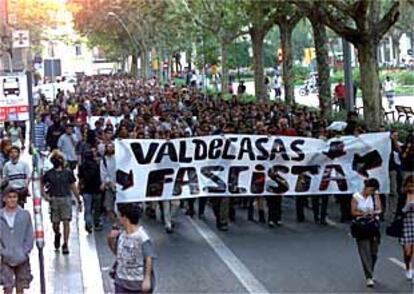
[351,178,382,288]
[399,175,414,281]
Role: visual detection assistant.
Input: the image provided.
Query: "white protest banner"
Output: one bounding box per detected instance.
[88,116,123,128]
[115,132,390,202]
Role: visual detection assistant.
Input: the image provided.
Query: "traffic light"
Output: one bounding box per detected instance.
[277,48,283,63]
[304,48,316,65]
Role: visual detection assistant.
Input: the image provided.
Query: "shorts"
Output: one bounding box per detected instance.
[50,197,72,223]
[0,259,33,290]
[104,189,116,213]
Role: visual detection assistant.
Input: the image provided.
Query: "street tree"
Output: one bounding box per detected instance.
[183,0,248,93]
[294,4,331,118]
[274,4,303,105]
[294,0,400,130]
[241,0,278,101]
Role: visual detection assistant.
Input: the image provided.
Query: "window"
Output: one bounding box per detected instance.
[75,44,82,56]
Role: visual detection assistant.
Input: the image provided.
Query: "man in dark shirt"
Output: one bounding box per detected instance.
[46,116,64,151]
[78,150,102,233]
[41,151,82,255]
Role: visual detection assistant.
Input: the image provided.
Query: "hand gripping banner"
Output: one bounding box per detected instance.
[115,132,390,202]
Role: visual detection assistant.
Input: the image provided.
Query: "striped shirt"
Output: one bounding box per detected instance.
[3,160,30,189]
[34,122,48,151]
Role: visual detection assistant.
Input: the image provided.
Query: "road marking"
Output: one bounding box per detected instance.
[188,217,269,294]
[77,211,105,294]
[325,217,339,227]
[389,257,405,269]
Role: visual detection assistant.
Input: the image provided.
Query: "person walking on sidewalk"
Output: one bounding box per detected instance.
[399,175,414,281]
[0,187,34,294]
[78,150,102,233]
[107,203,157,294]
[41,151,82,255]
[351,178,382,288]
[2,147,30,208]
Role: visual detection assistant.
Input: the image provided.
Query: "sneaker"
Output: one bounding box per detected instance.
[268,221,275,228]
[62,243,69,255]
[366,278,374,287]
[94,224,103,232]
[54,233,61,250]
[276,221,283,226]
[165,226,174,234]
[85,225,93,234]
[406,269,413,280]
[218,224,228,231]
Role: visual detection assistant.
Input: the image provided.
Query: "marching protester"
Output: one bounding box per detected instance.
[0,138,12,180]
[388,130,402,220]
[2,147,30,208]
[7,122,25,151]
[351,178,382,287]
[107,203,156,294]
[46,115,64,151]
[401,133,414,182]
[0,187,34,294]
[100,142,117,226]
[399,175,414,281]
[41,151,82,255]
[78,150,102,233]
[57,124,79,171]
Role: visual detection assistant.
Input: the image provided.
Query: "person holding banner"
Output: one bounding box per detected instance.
[351,178,382,288]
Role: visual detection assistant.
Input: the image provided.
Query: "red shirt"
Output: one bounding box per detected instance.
[278,128,297,137]
[335,84,346,100]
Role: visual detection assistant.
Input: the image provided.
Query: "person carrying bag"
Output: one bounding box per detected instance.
[350,178,382,288]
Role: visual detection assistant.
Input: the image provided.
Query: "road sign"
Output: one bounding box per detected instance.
[0,73,29,121]
[12,30,30,48]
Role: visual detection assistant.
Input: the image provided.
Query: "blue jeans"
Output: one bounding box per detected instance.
[83,193,102,227]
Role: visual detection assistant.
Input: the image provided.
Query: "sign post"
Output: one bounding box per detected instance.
[0,73,29,121]
[27,70,46,294]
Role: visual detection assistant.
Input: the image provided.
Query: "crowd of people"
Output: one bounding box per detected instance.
[0,73,413,292]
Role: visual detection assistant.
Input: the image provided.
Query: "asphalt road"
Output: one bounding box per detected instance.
[94,197,412,293]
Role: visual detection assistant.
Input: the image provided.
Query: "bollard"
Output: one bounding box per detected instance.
[31,149,46,294]
[28,70,47,294]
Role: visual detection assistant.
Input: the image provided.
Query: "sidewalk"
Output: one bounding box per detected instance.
[27,201,104,294]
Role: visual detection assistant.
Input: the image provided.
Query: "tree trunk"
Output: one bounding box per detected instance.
[131,54,138,77]
[357,41,382,131]
[251,29,267,101]
[140,48,150,80]
[280,25,295,105]
[221,41,229,94]
[186,49,192,71]
[312,23,331,118]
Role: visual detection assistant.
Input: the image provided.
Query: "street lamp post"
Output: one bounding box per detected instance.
[107,11,140,79]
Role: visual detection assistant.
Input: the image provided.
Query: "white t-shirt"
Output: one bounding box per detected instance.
[353,192,375,213]
[4,210,16,228]
[384,80,395,92]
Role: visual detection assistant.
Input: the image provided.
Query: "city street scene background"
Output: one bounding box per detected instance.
[0,0,414,293]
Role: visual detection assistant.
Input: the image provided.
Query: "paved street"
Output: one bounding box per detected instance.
[92,199,411,293]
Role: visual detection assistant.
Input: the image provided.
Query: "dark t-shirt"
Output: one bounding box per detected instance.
[43,168,76,197]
